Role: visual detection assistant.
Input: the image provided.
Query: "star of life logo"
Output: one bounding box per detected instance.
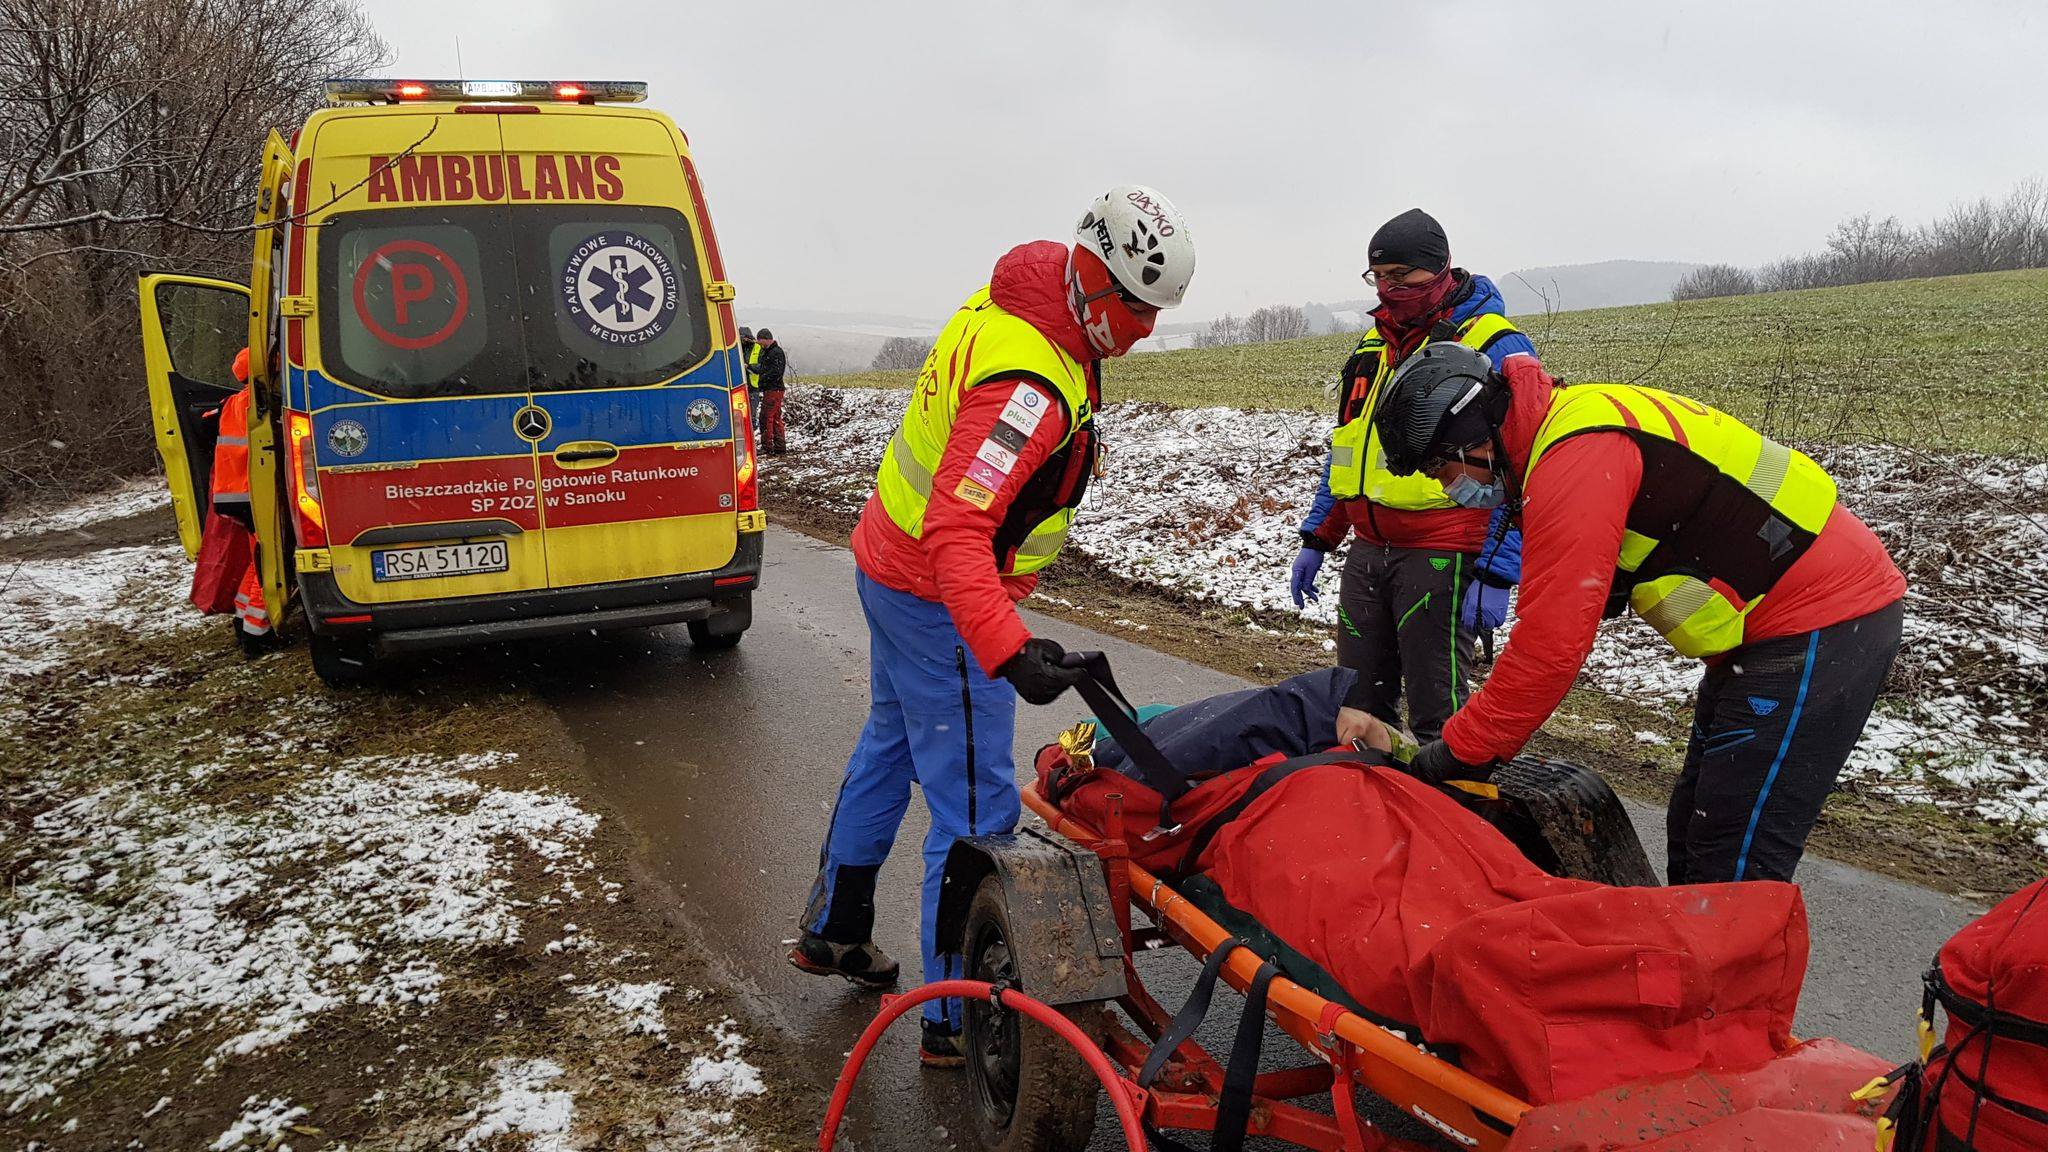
[560,230,679,346]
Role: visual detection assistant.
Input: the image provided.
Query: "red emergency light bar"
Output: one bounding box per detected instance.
[323,78,648,105]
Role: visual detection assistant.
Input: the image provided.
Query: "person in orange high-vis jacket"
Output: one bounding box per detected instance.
[210,348,275,653]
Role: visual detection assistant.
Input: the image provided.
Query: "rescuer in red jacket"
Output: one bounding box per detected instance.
[793,187,1197,1067]
[1366,344,1905,884]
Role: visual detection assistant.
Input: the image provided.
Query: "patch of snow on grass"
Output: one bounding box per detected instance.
[574,981,670,1037]
[0,478,169,540]
[458,1058,574,1150]
[683,1019,766,1098]
[0,747,601,1113]
[211,1096,309,1150]
[0,543,201,679]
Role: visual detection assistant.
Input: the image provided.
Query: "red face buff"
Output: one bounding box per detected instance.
[1067,245,1158,357]
[1376,266,1456,328]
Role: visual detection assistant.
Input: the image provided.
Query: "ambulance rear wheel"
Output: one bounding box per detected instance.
[962,874,1101,1152]
[311,633,377,687]
[687,594,750,650]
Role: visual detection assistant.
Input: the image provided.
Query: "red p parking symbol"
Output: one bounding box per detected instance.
[352,239,470,350]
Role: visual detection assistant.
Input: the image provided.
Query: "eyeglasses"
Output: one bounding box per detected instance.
[1420,442,1493,473]
[1078,279,1158,314]
[1362,265,1436,287]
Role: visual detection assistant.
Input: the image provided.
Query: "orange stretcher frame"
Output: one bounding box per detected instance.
[1022,780,1532,1152]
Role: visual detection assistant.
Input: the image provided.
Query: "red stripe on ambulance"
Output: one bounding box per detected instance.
[538,445,734,528]
[321,456,542,540]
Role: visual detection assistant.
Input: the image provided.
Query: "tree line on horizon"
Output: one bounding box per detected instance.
[1673,179,2048,301]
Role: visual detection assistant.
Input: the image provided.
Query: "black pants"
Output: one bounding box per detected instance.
[1335,543,1478,742]
[1667,599,1904,884]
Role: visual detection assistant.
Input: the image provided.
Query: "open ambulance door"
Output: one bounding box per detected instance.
[137,273,252,560]
[246,131,295,617]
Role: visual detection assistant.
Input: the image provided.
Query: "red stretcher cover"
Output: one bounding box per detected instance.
[1199,763,1810,1105]
[1915,877,2048,1152]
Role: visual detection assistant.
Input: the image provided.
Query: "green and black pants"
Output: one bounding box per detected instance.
[1335,543,1478,742]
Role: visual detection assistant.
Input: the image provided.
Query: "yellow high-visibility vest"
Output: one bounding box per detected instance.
[1328,313,1521,507]
[874,286,1094,575]
[1526,383,1839,658]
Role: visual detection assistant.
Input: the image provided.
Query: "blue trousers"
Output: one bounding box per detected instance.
[803,570,1021,1028]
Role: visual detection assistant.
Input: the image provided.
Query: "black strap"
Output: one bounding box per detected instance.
[1138,942,1239,1090]
[1928,965,2048,1051]
[1134,940,1277,1152]
[1064,651,1191,806]
[1177,750,1377,874]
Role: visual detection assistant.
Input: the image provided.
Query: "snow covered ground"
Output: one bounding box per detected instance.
[0,492,771,1147]
[777,385,2048,848]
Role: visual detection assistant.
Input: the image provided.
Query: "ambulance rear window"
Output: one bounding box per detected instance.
[520,205,709,392]
[319,205,710,398]
[320,209,524,399]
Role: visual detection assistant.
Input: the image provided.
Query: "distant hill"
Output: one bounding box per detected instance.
[1494,260,1702,314]
[739,308,943,376]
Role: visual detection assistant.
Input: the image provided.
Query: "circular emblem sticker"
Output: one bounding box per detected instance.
[686,398,719,434]
[561,230,678,347]
[326,419,368,459]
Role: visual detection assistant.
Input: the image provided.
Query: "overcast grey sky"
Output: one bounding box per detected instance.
[357,0,2046,323]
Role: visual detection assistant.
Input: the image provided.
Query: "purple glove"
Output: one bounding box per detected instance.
[1461,581,1510,631]
[1289,547,1325,608]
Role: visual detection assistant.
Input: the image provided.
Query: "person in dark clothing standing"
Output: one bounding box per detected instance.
[752,329,788,454]
[1289,208,1544,747]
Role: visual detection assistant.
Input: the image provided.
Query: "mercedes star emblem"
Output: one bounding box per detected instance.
[513,405,551,442]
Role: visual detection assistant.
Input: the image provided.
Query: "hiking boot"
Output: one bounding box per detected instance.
[919,1019,965,1069]
[787,932,899,990]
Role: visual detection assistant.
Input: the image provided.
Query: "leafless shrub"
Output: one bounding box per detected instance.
[869,336,931,371]
[1669,263,1758,301]
[1242,304,1308,343]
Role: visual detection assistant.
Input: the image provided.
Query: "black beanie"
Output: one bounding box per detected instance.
[1368,208,1450,273]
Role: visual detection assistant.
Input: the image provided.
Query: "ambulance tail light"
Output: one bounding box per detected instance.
[286,412,328,547]
[324,79,648,105]
[730,386,758,514]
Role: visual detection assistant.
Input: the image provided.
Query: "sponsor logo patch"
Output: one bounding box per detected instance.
[953,477,997,510]
[965,459,1008,492]
[1000,383,1048,434]
[975,438,1018,473]
[988,419,1030,454]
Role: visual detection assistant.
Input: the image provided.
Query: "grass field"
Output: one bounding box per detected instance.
[822,267,2048,456]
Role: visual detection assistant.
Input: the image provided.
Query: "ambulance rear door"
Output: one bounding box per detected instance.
[298,109,552,605]
[137,274,251,559]
[495,109,739,588]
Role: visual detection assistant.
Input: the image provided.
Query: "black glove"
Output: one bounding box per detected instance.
[997,637,1082,706]
[1407,739,1491,786]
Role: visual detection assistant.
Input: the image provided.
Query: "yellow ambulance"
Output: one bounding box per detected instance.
[138,79,764,685]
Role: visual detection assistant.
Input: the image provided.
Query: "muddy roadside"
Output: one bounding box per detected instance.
[0,510,817,1151]
[759,486,2039,904]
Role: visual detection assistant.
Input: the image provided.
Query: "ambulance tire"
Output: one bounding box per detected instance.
[310,632,378,687]
[687,594,750,651]
[961,874,1102,1152]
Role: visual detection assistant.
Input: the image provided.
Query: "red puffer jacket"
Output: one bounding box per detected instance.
[851,240,1097,676]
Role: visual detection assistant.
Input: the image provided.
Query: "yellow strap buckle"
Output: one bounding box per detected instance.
[1850,1074,1894,1104]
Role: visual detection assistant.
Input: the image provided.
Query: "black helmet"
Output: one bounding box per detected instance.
[1372,342,1503,476]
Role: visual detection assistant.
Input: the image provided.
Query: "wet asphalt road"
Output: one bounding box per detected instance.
[537,526,1976,1150]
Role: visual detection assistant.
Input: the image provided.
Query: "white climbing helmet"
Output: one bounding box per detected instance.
[1073,185,1196,309]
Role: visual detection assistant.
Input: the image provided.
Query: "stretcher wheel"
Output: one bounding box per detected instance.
[961,873,1103,1152]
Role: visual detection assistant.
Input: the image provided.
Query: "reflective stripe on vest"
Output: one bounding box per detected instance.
[211,387,254,504]
[873,286,1092,576]
[1526,383,1839,658]
[1327,312,1521,506]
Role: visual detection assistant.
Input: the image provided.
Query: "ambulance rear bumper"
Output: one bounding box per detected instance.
[301,530,762,655]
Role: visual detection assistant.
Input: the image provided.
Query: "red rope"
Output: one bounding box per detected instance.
[816,979,1148,1152]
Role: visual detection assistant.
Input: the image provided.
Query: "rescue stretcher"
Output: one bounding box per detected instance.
[819,657,1897,1152]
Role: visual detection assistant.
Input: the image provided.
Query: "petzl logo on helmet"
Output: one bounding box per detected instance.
[1088,216,1115,258]
[561,230,679,346]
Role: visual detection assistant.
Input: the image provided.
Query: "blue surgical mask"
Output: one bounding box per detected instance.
[1443,472,1506,509]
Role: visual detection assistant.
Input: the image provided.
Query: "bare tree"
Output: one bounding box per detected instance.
[1242,304,1309,343]
[0,0,386,503]
[1824,213,1916,283]
[1193,313,1244,349]
[1669,264,1758,301]
[869,336,932,371]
